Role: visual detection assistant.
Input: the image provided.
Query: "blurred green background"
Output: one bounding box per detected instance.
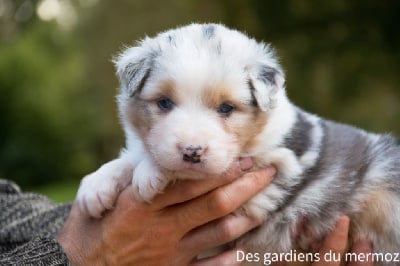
[1,0,399,202]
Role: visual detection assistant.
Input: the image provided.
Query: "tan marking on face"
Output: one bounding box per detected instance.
[125,96,154,140]
[155,80,178,102]
[140,79,178,102]
[125,79,181,140]
[231,108,268,151]
[202,86,232,107]
[202,85,268,152]
[128,80,268,162]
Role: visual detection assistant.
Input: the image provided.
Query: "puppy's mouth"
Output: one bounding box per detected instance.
[181,158,206,169]
[166,156,211,174]
[154,143,233,176]
[179,145,207,165]
[183,153,201,164]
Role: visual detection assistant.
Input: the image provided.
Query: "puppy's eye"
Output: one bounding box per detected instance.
[157,97,174,111]
[217,103,234,116]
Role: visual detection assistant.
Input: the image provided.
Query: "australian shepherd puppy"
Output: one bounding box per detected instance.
[76,23,400,264]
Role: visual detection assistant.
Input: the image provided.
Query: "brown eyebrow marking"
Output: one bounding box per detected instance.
[203,85,232,106]
[142,79,180,105]
[202,85,249,112]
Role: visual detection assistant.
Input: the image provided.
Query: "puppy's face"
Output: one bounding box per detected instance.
[116,24,284,176]
[127,72,267,175]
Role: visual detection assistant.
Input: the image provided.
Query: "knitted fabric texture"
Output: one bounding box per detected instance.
[0,179,72,265]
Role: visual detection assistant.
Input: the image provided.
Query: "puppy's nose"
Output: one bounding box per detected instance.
[181,145,204,163]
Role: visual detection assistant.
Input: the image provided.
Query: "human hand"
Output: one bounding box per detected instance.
[57,158,276,266]
[275,215,373,266]
[312,215,373,266]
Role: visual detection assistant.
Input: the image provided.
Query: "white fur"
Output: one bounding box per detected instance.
[76,157,133,217]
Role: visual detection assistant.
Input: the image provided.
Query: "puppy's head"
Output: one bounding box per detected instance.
[115,24,285,176]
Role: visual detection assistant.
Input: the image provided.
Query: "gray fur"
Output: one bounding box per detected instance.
[130,67,152,97]
[254,109,400,260]
[166,34,176,47]
[283,111,312,157]
[258,65,279,85]
[292,118,371,213]
[122,50,159,97]
[203,24,216,40]
[239,106,400,264]
[247,79,260,107]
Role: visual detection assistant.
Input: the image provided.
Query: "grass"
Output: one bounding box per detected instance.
[28,180,80,203]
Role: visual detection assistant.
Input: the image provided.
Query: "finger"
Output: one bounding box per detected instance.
[291,216,305,243]
[313,215,350,266]
[347,239,373,266]
[179,213,262,257]
[170,167,276,236]
[154,157,254,208]
[190,249,241,266]
[310,239,323,253]
[272,262,287,266]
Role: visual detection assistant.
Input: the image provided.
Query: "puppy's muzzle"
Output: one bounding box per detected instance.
[181,145,205,163]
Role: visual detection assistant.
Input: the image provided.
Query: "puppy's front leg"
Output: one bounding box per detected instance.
[76,157,133,217]
[132,157,169,202]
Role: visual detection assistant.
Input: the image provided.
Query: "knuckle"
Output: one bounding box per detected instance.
[176,206,204,232]
[180,184,198,199]
[208,190,234,215]
[244,169,267,188]
[177,208,195,225]
[217,218,236,240]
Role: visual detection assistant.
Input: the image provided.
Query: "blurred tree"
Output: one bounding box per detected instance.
[246,0,400,133]
[0,0,97,186]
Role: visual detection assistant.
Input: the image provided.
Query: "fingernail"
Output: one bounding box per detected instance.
[239,157,253,170]
[264,165,276,177]
[337,214,350,227]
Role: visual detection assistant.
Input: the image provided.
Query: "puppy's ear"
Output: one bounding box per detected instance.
[248,64,285,112]
[113,45,155,97]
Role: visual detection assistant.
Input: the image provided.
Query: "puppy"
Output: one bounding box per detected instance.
[76,23,400,264]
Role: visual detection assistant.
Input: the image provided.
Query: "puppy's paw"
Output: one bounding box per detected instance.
[76,173,118,218]
[132,159,169,202]
[76,159,133,217]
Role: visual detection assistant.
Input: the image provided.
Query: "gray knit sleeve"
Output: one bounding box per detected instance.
[0,237,69,265]
[0,179,72,265]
